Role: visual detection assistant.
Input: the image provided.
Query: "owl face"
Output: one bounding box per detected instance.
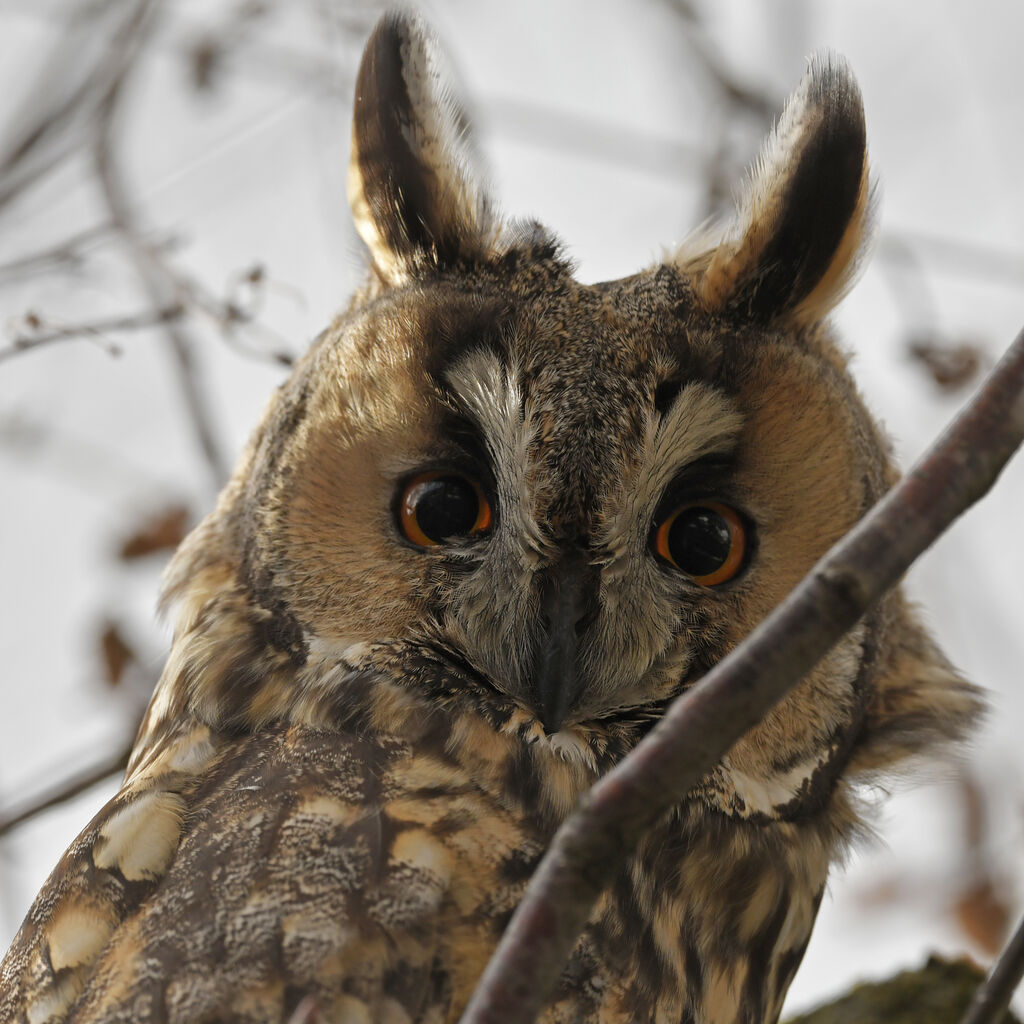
[250,265,872,730]
[157,16,976,820]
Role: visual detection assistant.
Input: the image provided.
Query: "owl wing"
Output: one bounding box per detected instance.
[0,722,485,1024]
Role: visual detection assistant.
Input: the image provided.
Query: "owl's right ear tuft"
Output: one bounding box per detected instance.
[347,13,498,286]
[681,55,874,328]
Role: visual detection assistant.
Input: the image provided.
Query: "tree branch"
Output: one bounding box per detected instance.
[0,222,115,284]
[459,325,1024,1024]
[0,304,184,365]
[0,742,132,840]
[0,0,159,216]
[90,1,231,489]
[961,912,1024,1024]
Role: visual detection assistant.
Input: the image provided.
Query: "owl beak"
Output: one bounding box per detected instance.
[534,548,600,733]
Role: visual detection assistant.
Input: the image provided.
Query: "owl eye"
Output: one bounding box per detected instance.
[652,501,747,586]
[398,471,493,547]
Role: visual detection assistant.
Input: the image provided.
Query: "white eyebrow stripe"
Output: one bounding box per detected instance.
[445,346,547,560]
[444,346,522,452]
[645,382,744,500]
[599,382,743,558]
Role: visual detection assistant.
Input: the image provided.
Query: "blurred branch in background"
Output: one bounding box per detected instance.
[92,0,231,487]
[0,1,348,887]
[0,304,185,365]
[0,744,134,843]
[0,0,156,214]
[0,222,116,284]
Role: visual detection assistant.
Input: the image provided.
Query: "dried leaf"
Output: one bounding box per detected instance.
[855,876,905,908]
[118,505,189,560]
[99,621,136,688]
[954,879,1012,956]
[189,38,221,92]
[907,336,983,392]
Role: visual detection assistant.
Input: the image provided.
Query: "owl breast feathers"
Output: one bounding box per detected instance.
[1,13,981,1024]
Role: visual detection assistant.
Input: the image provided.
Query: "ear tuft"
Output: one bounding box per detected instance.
[347,13,498,285]
[683,54,874,327]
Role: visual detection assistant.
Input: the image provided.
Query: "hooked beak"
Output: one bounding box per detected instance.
[533,548,600,733]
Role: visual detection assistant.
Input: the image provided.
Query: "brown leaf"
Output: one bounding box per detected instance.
[118,505,189,560]
[99,621,136,689]
[954,879,1012,956]
[907,336,983,392]
[189,38,221,92]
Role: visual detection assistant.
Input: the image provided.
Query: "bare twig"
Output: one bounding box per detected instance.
[661,0,780,119]
[961,912,1024,1024]
[487,96,706,179]
[87,8,1024,293]
[878,231,1024,288]
[460,326,1024,1024]
[0,222,115,284]
[0,0,157,216]
[90,4,231,488]
[0,743,132,840]
[180,265,296,366]
[0,304,184,365]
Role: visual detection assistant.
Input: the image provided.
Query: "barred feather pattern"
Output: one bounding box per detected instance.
[1,632,839,1024]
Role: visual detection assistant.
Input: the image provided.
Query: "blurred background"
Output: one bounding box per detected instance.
[0,0,1022,1015]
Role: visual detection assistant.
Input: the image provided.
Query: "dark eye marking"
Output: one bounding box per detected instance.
[654,379,684,416]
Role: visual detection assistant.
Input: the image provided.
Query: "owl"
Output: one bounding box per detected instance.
[1,13,982,1024]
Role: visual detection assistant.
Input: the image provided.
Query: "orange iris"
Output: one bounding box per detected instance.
[652,500,746,586]
[399,471,492,547]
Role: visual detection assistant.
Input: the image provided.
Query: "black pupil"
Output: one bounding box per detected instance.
[667,507,732,576]
[414,476,480,541]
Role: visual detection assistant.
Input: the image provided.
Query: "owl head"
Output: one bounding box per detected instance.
[151,14,980,822]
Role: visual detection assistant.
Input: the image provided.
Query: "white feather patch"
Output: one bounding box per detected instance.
[93,789,186,882]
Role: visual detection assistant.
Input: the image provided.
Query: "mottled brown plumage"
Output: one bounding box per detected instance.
[1,14,981,1024]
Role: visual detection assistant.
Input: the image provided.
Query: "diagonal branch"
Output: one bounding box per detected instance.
[960,911,1024,1024]
[0,0,158,216]
[459,324,1024,1024]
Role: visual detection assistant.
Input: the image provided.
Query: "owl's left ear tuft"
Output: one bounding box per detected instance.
[347,12,499,286]
[682,54,874,327]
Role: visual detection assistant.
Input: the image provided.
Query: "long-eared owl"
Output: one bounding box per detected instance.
[1,12,981,1024]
